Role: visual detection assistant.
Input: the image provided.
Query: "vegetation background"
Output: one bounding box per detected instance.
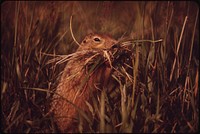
[1,1,199,133]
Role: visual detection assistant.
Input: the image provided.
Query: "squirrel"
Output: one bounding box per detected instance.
[50,33,117,132]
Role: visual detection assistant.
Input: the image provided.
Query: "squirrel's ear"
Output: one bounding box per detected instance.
[86,29,94,35]
[87,33,94,36]
[88,27,94,33]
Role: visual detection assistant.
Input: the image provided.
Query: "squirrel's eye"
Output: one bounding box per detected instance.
[94,37,101,42]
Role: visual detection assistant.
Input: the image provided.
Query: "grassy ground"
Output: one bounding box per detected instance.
[1,1,199,133]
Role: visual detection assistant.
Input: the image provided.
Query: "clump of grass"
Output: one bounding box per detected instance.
[1,1,199,133]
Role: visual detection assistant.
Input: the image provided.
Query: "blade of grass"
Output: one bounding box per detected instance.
[1,82,8,100]
[170,16,188,81]
[132,42,139,107]
[70,15,80,46]
[14,1,20,48]
[187,9,198,71]
[194,69,198,97]
[131,94,140,120]
[100,90,105,133]
[121,85,127,129]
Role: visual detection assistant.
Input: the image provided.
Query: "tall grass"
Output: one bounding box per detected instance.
[1,1,199,133]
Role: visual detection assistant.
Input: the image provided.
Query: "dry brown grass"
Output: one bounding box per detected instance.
[1,1,199,133]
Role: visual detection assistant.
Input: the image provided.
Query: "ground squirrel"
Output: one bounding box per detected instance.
[50,33,117,132]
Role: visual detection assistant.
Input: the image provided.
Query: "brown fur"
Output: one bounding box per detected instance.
[50,33,117,132]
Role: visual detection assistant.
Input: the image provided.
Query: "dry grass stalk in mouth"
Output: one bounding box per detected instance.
[50,33,128,132]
